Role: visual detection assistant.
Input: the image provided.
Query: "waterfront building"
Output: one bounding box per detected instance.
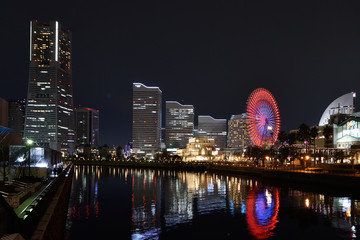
[227,113,250,149]
[181,137,217,161]
[75,107,99,147]
[333,117,360,149]
[132,83,162,156]
[24,20,74,153]
[0,97,8,127]
[319,92,355,126]
[165,101,194,149]
[8,99,26,136]
[198,115,227,148]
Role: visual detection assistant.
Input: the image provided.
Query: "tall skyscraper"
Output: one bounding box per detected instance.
[198,115,227,149]
[8,99,26,136]
[166,101,194,149]
[227,113,250,149]
[132,83,162,156]
[24,20,74,153]
[75,107,100,147]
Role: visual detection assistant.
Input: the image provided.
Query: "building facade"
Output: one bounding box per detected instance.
[24,20,74,153]
[8,99,26,136]
[132,83,162,156]
[181,137,216,162]
[198,115,227,148]
[165,101,194,149]
[227,113,250,149]
[333,117,360,149]
[75,107,99,146]
[319,92,355,126]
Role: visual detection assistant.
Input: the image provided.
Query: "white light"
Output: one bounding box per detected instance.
[30,21,32,61]
[35,162,48,168]
[267,126,273,131]
[55,21,58,62]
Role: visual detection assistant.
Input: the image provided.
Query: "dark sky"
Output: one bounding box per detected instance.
[1,0,360,146]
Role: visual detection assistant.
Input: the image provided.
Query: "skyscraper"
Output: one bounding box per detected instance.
[24,20,74,153]
[132,83,162,156]
[75,107,100,147]
[198,115,227,149]
[227,113,250,149]
[8,99,26,136]
[165,101,194,149]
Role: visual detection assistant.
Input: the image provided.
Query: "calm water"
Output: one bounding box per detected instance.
[65,166,360,239]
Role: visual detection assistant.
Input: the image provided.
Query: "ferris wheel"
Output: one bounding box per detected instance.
[246,88,280,147]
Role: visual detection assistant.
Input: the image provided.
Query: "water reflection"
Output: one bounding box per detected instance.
[66,166,360,239]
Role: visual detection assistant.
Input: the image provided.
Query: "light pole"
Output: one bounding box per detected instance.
[26,139,34,177]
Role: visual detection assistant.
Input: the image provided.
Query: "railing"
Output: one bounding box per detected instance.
[20,164,72,239]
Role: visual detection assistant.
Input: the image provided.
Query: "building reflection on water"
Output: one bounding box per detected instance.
[66,166,360,239]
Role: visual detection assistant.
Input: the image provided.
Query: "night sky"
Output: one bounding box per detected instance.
[2,1,360,146]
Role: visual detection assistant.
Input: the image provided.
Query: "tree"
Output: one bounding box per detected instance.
[310,126,318,165]
[297,124,311,154]
[323,125,333,148]
[0,146,9,182]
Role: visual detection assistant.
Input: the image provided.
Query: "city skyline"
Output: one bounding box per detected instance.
[2,1,360,146]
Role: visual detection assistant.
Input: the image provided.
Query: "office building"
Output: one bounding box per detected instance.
[198,115,227,148]
[8,99,26,136]
[166,101,194,149]
[227,113,250,149]
[75,107,99,146]
[132,83,162,156]
[24,20,74,153]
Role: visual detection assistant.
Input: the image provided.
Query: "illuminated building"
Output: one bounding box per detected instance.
[0,97,8,127]
[227,113,250,149]
[198,115,227,148]
[182,137,217,161]
[24,20,74,153]
[165,101,194,149]
[132,83,162,156]
[333,117,360,149]
[319,92,355,126]
[8,99,26,136]
[75,107,99,146]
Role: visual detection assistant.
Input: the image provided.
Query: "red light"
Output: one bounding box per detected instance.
[133,140,135,142]
[155,140,157,142]
[144,121,146,123]
[155,121,157,123]
[144,101,146,103]
[133,121,135,123]
[155,101,157,103]
[133,101,135,103]
[144,140,146,142]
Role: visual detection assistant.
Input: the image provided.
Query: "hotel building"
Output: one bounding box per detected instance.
[132,83,162,156]
[165,101,194,149]
[198,115,227,149]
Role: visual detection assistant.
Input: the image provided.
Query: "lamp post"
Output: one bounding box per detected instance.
[26,139,34,177]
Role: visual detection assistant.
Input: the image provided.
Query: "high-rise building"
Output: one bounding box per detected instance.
[198,115,227,149]
[132,83,162,156]
[227,113,250,149]
[0,97,8,127]
[166,101,194,149]
[24,20,74,153]
[8,99,26,136]
[75,107,100,147]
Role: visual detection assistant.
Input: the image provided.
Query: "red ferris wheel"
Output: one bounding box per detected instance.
[246,88,280,147]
